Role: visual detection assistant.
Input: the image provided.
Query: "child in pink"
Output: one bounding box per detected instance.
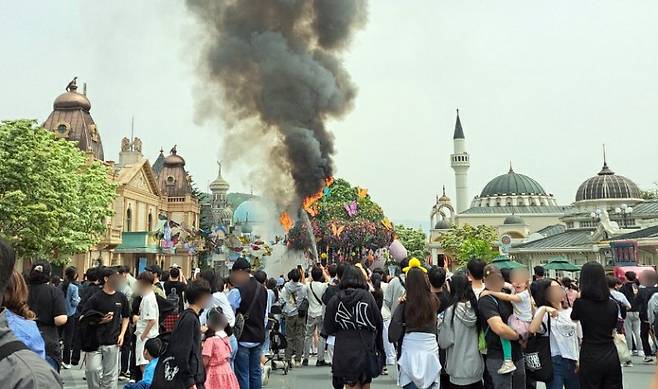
[203,307,239,389]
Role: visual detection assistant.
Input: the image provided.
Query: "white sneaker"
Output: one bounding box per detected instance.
[61,363,72,370]
[497,360,517,375]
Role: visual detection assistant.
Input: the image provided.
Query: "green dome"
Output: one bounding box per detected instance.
[480,168,546,197]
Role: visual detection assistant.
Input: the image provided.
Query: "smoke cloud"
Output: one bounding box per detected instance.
[186,0,367,205]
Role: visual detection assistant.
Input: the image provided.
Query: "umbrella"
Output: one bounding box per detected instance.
[490,255,525,270]
[543,257,580,272]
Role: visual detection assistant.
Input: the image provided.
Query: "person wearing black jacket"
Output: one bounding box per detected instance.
[635,270,658,362]
[153,280,211,389]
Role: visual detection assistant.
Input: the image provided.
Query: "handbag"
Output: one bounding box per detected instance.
[437,308,455,349]
[614,330,632,363]
[358,327,384,378]
[523,316,553,383]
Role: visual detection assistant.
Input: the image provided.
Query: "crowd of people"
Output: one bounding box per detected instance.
[1,235,658,388]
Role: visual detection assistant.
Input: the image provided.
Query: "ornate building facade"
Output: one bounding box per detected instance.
[41,79,201,275]
[430,110,658,270]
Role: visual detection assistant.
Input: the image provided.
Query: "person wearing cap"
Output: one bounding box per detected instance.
[27,260,68,372]
[477,265,524,389]
[227,258,268,389]
[388,258,441,389]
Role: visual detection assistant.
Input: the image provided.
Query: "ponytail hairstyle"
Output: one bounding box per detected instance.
[62,266,78,296]
[3,271,36,320]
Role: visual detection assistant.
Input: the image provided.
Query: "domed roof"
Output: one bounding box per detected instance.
[576,161,641,202]
[503,214,525,225]
[434,220,451,230]
[218,206,233,219]
[163,146,185,167]
[480,166,546,197]
[233,199,269,224]
[209,162,229,192]
[53,91,91,111]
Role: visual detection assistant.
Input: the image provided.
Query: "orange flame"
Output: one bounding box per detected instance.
[279,212,294,232]
[303,189,323,216]
[325,176,334,187]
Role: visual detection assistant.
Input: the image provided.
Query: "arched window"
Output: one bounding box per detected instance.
[125,208,132,232]
[147,212,153,231]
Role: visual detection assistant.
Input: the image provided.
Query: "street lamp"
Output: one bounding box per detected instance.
[615,203,633,228]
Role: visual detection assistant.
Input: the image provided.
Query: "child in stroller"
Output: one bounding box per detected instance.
[264,305,289,375]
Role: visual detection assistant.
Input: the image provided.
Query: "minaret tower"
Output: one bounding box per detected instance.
[450,109,470,213]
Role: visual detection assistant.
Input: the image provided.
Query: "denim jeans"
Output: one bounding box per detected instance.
[229,335,238,370]
[235,344,263,389]
[485,358,525,389]
[547,356,579,389]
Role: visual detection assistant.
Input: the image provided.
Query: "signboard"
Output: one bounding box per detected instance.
[499,234,512,256]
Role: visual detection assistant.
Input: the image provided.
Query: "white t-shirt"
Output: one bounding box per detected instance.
[536,308,580,361]
[306,281,328,318]
[512,290,533,322]
[472,284,486,299]
[201,291,235,327]
[136,291,159,338]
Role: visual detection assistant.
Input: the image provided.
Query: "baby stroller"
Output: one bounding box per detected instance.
[264,305,289,375]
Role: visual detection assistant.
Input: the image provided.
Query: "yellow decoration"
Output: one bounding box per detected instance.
[403,257,427,273]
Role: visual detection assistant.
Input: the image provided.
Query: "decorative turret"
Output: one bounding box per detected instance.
[42,77,104,160]
[450,109,470,213]
[209,161,232,226]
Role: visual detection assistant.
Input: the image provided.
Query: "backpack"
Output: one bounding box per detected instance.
[166,287,180,314]
[0,341,28,363]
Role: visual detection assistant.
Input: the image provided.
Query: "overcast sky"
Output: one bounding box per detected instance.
[1,1,657,229]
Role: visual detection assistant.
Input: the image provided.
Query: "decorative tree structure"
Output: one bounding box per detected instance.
[286,178,394,262]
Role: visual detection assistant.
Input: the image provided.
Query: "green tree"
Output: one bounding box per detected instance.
[0,120,117,264]
[641,184,658,200]
[394,224,428,260]
[439,224,497,266]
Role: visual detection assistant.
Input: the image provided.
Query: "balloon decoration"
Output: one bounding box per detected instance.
[389,239,408,263]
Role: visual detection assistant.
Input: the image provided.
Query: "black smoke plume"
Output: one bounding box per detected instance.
[186,0,367,203]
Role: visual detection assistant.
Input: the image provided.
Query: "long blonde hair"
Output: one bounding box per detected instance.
[3,271,36,320]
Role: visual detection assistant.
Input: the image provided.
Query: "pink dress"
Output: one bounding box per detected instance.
[203,335,239,389]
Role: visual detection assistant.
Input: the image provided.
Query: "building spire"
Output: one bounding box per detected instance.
[598,143,614,175]
[453,108,465,139]
[509,161,514,173]
[217,160,223,178]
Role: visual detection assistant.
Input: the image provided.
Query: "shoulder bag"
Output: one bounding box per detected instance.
[524,315,553,383]
[234,283,262,340]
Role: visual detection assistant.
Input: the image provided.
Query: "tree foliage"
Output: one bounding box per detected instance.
[438,224,497,266]
[641,185,658,200]
[394,224,428,259]
[0,120,117,263]
[287,178,392,251]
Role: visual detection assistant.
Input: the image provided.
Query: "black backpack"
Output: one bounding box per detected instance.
[166,287,180,314]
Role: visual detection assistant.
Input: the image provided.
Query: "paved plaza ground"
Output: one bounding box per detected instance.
[61,355,656,388]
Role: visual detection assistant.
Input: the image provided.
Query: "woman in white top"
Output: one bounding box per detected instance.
[529,279,581,389]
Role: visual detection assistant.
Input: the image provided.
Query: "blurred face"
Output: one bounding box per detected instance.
[546,281,565,306]
[138,280,152,294]
[511,271,529,293]
[231,270,249,286]
[484,274,504,292]
[106,273,123,290]
[198,293,211,309]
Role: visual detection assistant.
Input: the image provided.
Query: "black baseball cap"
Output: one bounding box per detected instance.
[145,265,162,276]
[231,258,251,272]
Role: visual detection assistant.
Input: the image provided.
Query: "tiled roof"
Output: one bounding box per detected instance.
[536,224,567,237]
[515,229,594,249]
[630,201,658,216]
[614,225,658,240]
[461,205,570,215]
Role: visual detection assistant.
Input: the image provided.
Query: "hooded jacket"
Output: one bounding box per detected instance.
[323,288,383,382]
[280,281,307,317]
[0,309,63,388]
[438,302,484,386]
